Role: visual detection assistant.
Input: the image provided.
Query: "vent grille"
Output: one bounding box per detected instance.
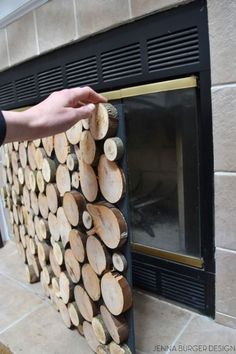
[0,82,15,106]
[101,43,142,82]
[133,263,157,291]
[15,75,37,102]
[147,27,199,72]
[66,57,98,88]
[38,67,63,97]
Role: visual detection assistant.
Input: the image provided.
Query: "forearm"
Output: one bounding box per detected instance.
[2,110,34,143]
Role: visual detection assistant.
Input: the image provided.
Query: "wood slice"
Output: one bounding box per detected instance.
[78,324,84,337]
[16,242,26,263]
[109,342,132,354]
[13,141,19,151]
[18,167,25,185]
[74,285,97,322]
[12,188,21,206]
[38,242,51,266]
[29,237,37,255]
[26,246,34,265]
[86,236,111,276]
[63,191,86,227]
[38,193,49,219]
[34,215,42,241]
[28,142,37,171]
[59,271,74,304]
[42,136,54,157]
[83,321,100,352]
[49,249,62,278]
[69,229,87,263]
[64,249,81,283]
[82,117,90,130]
[112,253,127,273]
[101,272,132,316]
[19,142,28,168]
[100,305,128,344]
[22,186,30,211]
[46,183,60,214]
[96,344,110,354]
[13,205,19,225]
[92,315,111,345]
[48,212,60,241]
[104,137,124,162]
[24,166,31,190]
[26,212,35,237]
[33,138,41,148]
[11,151,19,175]
[30,190,39,216]
[66,153,79,171]
[35,147,47,170]
[87,204,128,249]
[56,164,71,196]
[6,167,13,185]
[29,170,38,192]
[82,210,93,230]
[31,256,41,277]
[39,218,50,240]
[36,170,45,193]
[68,302,83,327]
[48,285,60,311]
[51,276,60,298]
[57,207,71,247]
[82,263,101,302]
[53,242,65,266]
[19,224,26,246]
[98,155,125,204]
[80,130,98,165]
[66,120,83,145]
[54,133,72,164]
[90,103,118,141]
[13,224,20,243]
[42,158,57,183]
[80,160,98,202]
[12,174,22,195]
[74,144,81,162]
[58,298,72,329]
[42,265,53,285]
[40,271,50,296]
[71,171,80,189]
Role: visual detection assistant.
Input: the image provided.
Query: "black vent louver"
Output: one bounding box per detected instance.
[0,82,15,106]
[101,43,142,82]
[133,263,158,292]
[66,56,98,88]
[15,75,37,102]
[38,67,64,97]
[147,27,199,72]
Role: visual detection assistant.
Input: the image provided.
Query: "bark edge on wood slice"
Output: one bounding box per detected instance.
[90,103,118,141]
[69,229,87,263]
[92,314,111,345]
[59,271,74,304]
[74,284,97,322]
[56,164,71,196]
[66,120,83,145]
[63,191,85,227]
[82,263,101,302]
[104,137,124,162]
[100,305,128,344]
[109,342,132,354]
[86,235,111,275]
[64,249,81,284]
[80,160,98,202]
[112,253,128,273]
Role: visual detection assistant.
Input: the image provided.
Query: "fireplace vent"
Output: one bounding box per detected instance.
[147,27,199,72]
[15,75,37,102]
[66,56,98,88]
[132,263,158,291]
[38,66,64,97]
[0,82,15,106]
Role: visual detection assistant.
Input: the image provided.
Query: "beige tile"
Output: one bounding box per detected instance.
[0,303,93,354]
[36,0,76,53]
[212,87,236,172]
[215,312,236,330]
[6,12,37,66]
[0,274,44,332]
[216,248,236,317]
[215,173,236,250]
[130,0,186,18]
[75,0,131,38]
[208,0,236,85]
[175,314,236,350]
[0,29,9,71]
[134,290,192,353]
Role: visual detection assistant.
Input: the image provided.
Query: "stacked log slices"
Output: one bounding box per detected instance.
[0,102,132,354]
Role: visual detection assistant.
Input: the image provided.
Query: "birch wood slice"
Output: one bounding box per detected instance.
[19,142,27,168]
[18,167,25,185]
[48,212,60,241]
[100,305,128,344]
[57,207,71,247]
[13,174,22,195]
[38,193,49,219]
[38,241,51,265]
[68,302,83,327]
[63,191,86,227]
[13,224,20,243]
[42,265,53,285]
[92,315,111,345]
[36,170,45,193]
[30,190,39,216]
[29,170,38,192]
[42,136,54,157]
[71,171,80,189]
[74,285,97,322]
[51,276,60,298]
[58,298,72,329]
[109,342,132,354]
[33,138,41,148]
[64,249,81,283]
[42,158,57,183]
[53,242,65,266]
[87,204,128,249]
[46,183,60,214]
[40,271,50,297]
[80,161,98,202]
[24,165,31,190]
[25,265,39,283]
[16,242,26,263]
[31,256,41,278]
[104,137,124,162]
[101,272,132,316]
[83,321,100,352]
[90,103,118,141]
[59,272,74,304]
[29,237,37,255]
[54,133,72,164]
[6,167,13,185]
[112,253,128,273]
[98,155,125,204]
[86,236,111,276]
[66,153,79,172]
[39,218,50,240]
[35,147,47,170]
[82,210,93,230]
[49,249,62,278]
[69,229,87,263]
[56,164,71,196]
[22,186,30,211]
[28,142,37,171]
[66,120,83,144]
[80,130,97,165]
[13,141,19,151]
[96,345,110,354]
[82,263,101,302]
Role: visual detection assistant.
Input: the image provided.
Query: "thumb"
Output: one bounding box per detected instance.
[75,103,96,120]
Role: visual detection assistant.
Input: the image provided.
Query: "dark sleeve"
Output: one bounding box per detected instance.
[0,111,7,146]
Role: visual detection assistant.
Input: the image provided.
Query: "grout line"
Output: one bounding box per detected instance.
[33,10,40,55]
[212,83,236,89]
[165,314,195,354]
[0,303,46,335]
[128,0,133,19]
[4,28,11,66]
[216,247,236,255]
[72,0,79,39]
[215,171,236,176]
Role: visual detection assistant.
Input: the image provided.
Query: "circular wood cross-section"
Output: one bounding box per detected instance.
[56,164,71,196]
[100,305,128,344]
[63,191,85,227]
[46,183,60,214]
[90,103,118,141]
[74,285,97,322]
[64,249,81,283]
[86,236,111,275]
[83,321,100,352]
[80,161,98,202]
[59,272,74,304]
[66,120,83,145]
[69,229,87,263]
[80,130,97,165]
[104,137,124,162]
[82,263,101,301]
[54,133,71,164]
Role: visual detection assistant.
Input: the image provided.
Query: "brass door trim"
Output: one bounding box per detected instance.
[132,243,204,268]
[102,76,197,100]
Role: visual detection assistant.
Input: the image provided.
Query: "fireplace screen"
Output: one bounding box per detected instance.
[124,81,201,260]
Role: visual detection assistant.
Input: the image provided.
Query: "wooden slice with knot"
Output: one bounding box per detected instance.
[63,191,86,227]
[98,155,125,204]
[56,164,71,196]
[66,120,83,144]
[80,130,98,165]
[54,133,72,164]
[46,183,60,214]
[86,235,111,276]
[90,103,118,141]
[71,171,80,189]
[87,203,128,249]
[80,160,98,202]
[100,305,128,344]
[82,210,93,230]
[64,249,81,283]
[83,321,100,352]
[104,137,124,162]
[74,285,97,322]
[82,263,101,301]
[42,136,54,157]
[69,229,87,263]
[101,272,132,316]
[92,315,111,345]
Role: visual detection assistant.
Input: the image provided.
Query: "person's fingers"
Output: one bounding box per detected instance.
[72,103,96,121]
[68,86,107,106]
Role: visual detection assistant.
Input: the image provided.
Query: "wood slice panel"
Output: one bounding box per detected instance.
[74,285,97,322]
[69,229,87,263]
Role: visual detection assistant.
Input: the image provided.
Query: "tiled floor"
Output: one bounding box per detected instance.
[0,241,236,354]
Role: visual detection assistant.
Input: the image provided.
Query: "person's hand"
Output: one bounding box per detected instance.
[2,86,107,143]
